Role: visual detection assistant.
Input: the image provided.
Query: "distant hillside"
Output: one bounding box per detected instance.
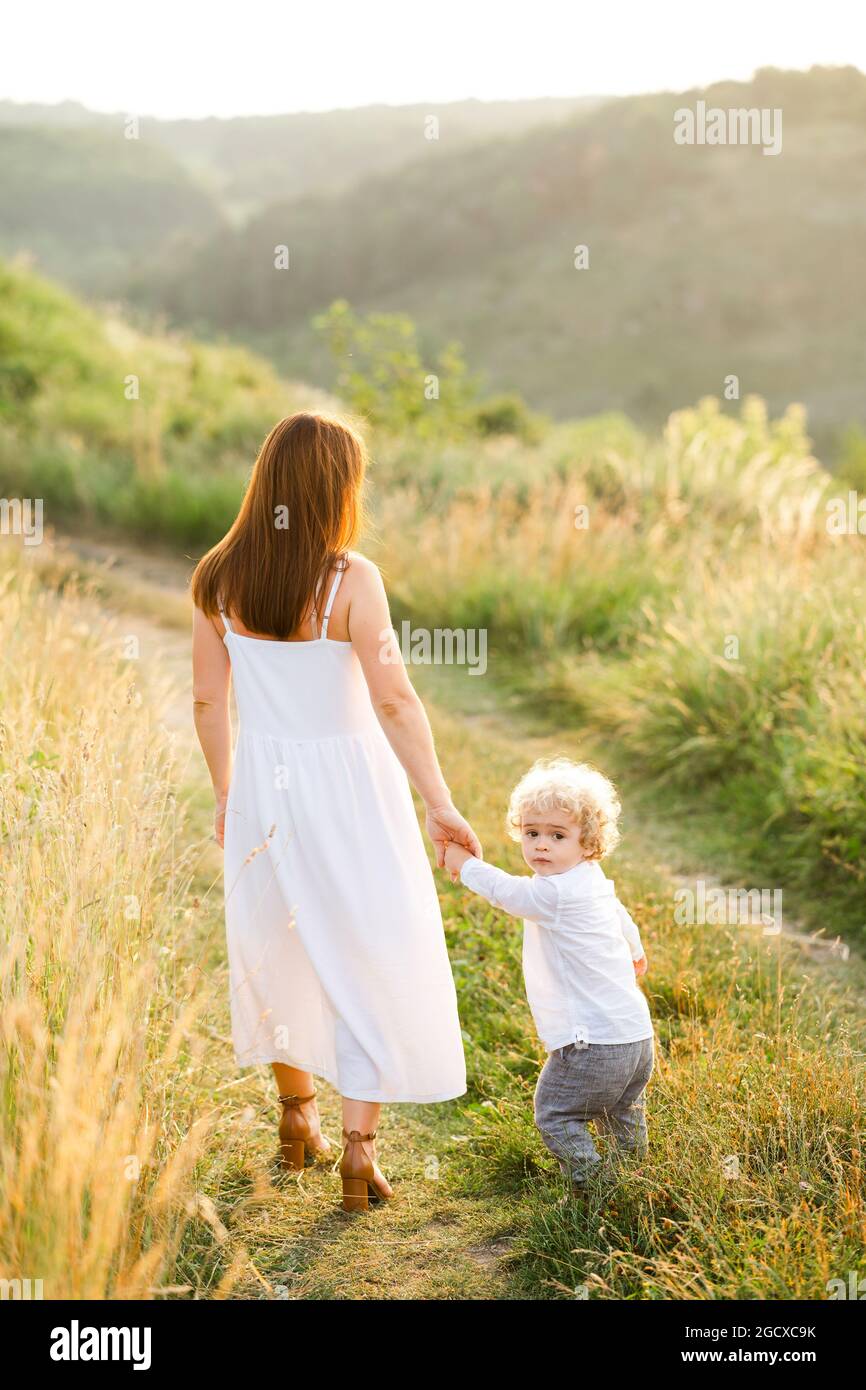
[0,95,603,222]
[0,125,225,292]
[0,256,331,542]
[128,65,866,433]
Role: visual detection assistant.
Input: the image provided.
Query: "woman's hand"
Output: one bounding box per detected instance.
[633,953,648,978]
[425,801,482,869]
[214,792,228,848]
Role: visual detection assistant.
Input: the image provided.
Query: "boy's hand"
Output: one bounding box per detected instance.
[444,839,473,883]
[633,953,648,978]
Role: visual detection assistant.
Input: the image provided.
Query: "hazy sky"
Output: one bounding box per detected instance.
[4,0,862,119]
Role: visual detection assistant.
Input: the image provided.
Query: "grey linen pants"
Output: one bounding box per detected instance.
[533,1036,654,1184]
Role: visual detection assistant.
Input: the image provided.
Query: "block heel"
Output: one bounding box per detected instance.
[341,1177,371,1212]
[280,1138,306,1171]
[277,1090,331,1171]
[338,1127,392,1213]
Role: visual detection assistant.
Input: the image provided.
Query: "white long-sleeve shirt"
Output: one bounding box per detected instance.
[459,855,653,1050]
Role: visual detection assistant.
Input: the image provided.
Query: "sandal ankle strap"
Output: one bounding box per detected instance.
[342,1127,377,1143]
[278,1092,317,1108]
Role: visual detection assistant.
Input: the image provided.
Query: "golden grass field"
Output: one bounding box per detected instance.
[1,524,863,1300]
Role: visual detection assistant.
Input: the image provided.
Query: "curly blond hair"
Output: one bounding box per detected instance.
[505,756,622,861]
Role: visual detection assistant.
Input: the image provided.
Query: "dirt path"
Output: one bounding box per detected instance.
[36,530,527,1299]
[34,527,866,1299]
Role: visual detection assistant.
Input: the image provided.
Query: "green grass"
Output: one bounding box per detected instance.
[10,532,863,1300]
[0,256,329,545]
[412,661,866,1301]
[3,251,866,1296]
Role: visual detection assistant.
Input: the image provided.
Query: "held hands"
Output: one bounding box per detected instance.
[443,839,473,883]
[425,800,482,871]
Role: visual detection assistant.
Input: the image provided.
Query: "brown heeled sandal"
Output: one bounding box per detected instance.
[339,1128,392,1212]
[278,1091,330,1171]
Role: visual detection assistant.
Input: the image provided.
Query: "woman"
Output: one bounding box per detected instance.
[191,411,481,1212]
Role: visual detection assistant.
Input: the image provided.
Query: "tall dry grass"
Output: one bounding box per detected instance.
[373,396,866,936]
[0,545,214,1297]
[437,727,866,1299]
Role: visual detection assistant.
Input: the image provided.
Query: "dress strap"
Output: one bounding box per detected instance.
[309,570,328,640]
[217,596,233,634]
[320,563,345,639]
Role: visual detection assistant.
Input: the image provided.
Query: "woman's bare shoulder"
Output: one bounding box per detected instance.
[342,553,391,638]
[344,548,377,568]
[344,550,385,587]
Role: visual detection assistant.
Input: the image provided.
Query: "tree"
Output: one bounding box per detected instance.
[313,299,482,440]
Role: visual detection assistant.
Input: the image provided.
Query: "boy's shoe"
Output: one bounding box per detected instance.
[557,1154,601,1184]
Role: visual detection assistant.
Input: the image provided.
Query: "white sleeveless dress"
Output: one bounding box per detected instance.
[219,559,467,1103]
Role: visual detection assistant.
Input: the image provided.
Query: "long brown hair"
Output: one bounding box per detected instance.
[191,411,369,638]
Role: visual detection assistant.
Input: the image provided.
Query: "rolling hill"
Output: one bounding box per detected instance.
[126,65,866,434]
[0,125,225,293]
[0,96,602,224]
[2,68,865,438]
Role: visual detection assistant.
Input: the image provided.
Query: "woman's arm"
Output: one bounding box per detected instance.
[192,606,232,844]
[349,556,481,864]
